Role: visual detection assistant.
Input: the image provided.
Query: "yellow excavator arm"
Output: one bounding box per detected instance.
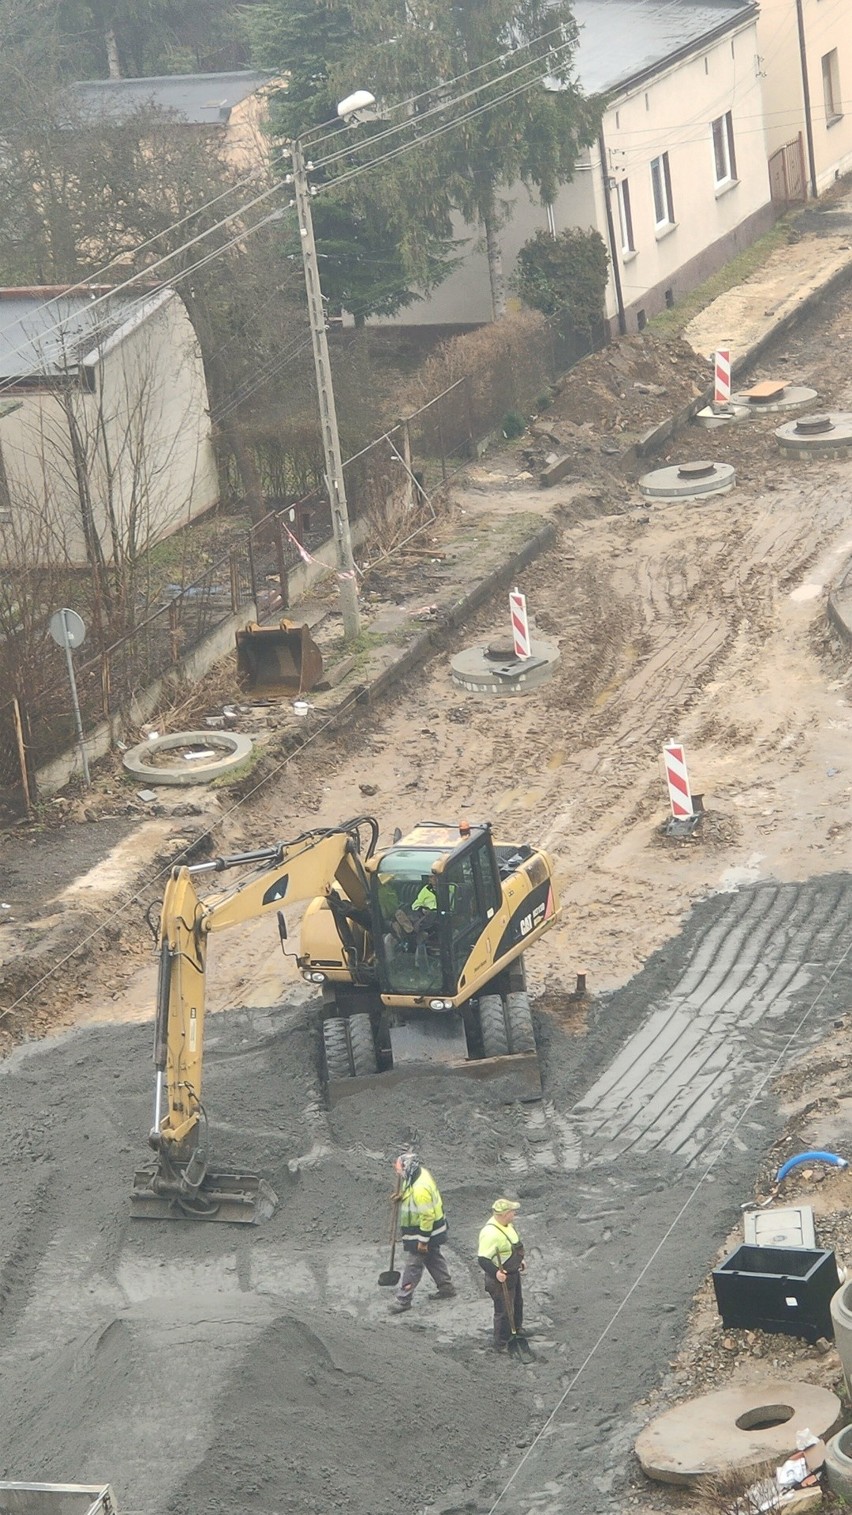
[133,819,375,1223]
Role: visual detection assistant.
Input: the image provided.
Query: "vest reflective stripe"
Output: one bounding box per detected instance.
[399,1167,447,1242]
[477,1219,519,1266]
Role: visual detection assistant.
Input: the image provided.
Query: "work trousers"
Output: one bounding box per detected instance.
[395,1244,452,1305]
[484,1271,523,1348]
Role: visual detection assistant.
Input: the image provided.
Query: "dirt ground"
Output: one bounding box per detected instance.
[5,275,852,1513]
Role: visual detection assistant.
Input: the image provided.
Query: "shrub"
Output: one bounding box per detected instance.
[502,411,526,439]
[512,227,609,335]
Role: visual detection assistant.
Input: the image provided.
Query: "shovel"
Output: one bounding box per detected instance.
[501,1277,534,1363]
[378,1189,402,1287]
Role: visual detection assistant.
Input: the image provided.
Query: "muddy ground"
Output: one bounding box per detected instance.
[4,276,852,1513]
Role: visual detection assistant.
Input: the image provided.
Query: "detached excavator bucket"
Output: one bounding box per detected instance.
[131,1162,278,1224]
[236,619,323,697]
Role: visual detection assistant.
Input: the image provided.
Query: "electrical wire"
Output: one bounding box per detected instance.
[0,43,568,387]
[483,931,852,1514]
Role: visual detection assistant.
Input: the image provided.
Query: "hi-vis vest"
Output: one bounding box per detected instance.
[400,1166,448,1245]
[477,1218,520,1267]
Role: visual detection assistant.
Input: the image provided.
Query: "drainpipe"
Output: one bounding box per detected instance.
[795,0,818,199]
[597,123,627,336]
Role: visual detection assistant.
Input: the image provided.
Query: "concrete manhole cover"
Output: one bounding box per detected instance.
[775,411,852,455]
[122,730,253,786]
[638,460,736,500]
[635,1380,840,1484]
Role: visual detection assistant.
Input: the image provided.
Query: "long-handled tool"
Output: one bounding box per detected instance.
[378,1189,402,1286]
[501,1276,534,1362]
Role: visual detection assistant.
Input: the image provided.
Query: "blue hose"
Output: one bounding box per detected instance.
[776,1150,848,1183]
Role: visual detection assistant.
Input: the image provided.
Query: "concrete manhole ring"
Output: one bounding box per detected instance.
[122,729,253,786]
[635,1379,840,1485]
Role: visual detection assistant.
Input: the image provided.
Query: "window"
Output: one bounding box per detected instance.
[616,178,635,254]
[650,152,674,228]
[444,851,483,985]
[712,112,737,185]
[822,50,842,123]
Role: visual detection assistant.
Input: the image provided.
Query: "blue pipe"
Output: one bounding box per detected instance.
[775,1150,848,1183]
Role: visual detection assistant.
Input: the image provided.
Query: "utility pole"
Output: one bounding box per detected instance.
[291,139,361,639]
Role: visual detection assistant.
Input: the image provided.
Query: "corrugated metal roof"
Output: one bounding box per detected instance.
[68,70,273,127]
[570,0,756,96]
[0,291,147,380]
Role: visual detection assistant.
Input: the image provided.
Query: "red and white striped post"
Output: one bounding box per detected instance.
[714,348,732,408]
[662,741,693,819]
[510,586,531,659]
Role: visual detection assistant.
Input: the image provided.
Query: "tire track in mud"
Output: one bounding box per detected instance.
[490,875,852,1515]
[0,1176,57,1335]
[513,879,852,1175]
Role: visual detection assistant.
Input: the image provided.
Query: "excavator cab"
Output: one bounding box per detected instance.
[372,826,501,997]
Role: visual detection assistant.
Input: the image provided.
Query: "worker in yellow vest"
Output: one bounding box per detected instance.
[477,1197,525,1350]
[388,1151,456,1313]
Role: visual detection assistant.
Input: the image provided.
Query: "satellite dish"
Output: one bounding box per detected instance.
[49,608,86,650]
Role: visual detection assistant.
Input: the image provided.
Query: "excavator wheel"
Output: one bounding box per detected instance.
[479,993,510,1058]
[505,991,536,1053]
[349,1012,378,1076]
[323,1017,352,1081]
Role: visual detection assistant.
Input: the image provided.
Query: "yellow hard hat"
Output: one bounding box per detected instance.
[492,1197,520,1214]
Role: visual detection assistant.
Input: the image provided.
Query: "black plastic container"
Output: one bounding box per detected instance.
[712,1244,839,1344]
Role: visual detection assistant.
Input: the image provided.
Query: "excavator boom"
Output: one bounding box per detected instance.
[132,819,375,1223]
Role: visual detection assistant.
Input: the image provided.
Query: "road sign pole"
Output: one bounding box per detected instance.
[59,608,90,787]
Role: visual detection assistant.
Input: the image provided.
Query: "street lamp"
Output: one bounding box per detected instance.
[289,90,378,642]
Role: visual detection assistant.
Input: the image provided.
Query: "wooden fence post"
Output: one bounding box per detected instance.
[11,697,33,816]
[168,600,181,665]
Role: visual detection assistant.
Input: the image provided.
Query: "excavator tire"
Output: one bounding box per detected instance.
[505,991,535,1054]
[323,1017,352,1081]
[348,1013,378,1076]
[479,993,510,1059]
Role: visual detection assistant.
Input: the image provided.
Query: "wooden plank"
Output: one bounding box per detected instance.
[743,379,787,401]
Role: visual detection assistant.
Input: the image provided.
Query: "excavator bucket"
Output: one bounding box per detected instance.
[131,1163,278,1224]
[236,619,323,697]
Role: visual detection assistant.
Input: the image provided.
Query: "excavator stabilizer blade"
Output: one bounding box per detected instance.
[131,1166,278,1224]
[328,1052,541,1106]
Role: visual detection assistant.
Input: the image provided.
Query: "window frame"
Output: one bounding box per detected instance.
[711,111,738,187]
[616,177,635,255]
[650,151,675,230]
[822,49,842,125]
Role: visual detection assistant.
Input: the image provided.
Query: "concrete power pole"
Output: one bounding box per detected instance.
[291,139,361,640]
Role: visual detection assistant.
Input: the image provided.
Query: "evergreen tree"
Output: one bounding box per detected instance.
[250,0,456,323]
[249,0,597,322]
[0,0,255,79]
[349,0,600,318]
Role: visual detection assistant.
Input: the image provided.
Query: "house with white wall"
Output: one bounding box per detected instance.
[384,0,773,335]
[0,285,219,566]
[756,0,852,201]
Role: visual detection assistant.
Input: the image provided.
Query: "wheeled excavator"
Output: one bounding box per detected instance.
[132,815,558,1223]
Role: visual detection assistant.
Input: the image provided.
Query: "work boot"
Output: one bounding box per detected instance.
[433,1284,457,1299]
[388,1299,412,1314]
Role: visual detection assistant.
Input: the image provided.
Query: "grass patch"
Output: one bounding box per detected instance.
[648,216,794,339]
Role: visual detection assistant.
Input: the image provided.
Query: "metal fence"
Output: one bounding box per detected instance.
[0,372,540,815]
